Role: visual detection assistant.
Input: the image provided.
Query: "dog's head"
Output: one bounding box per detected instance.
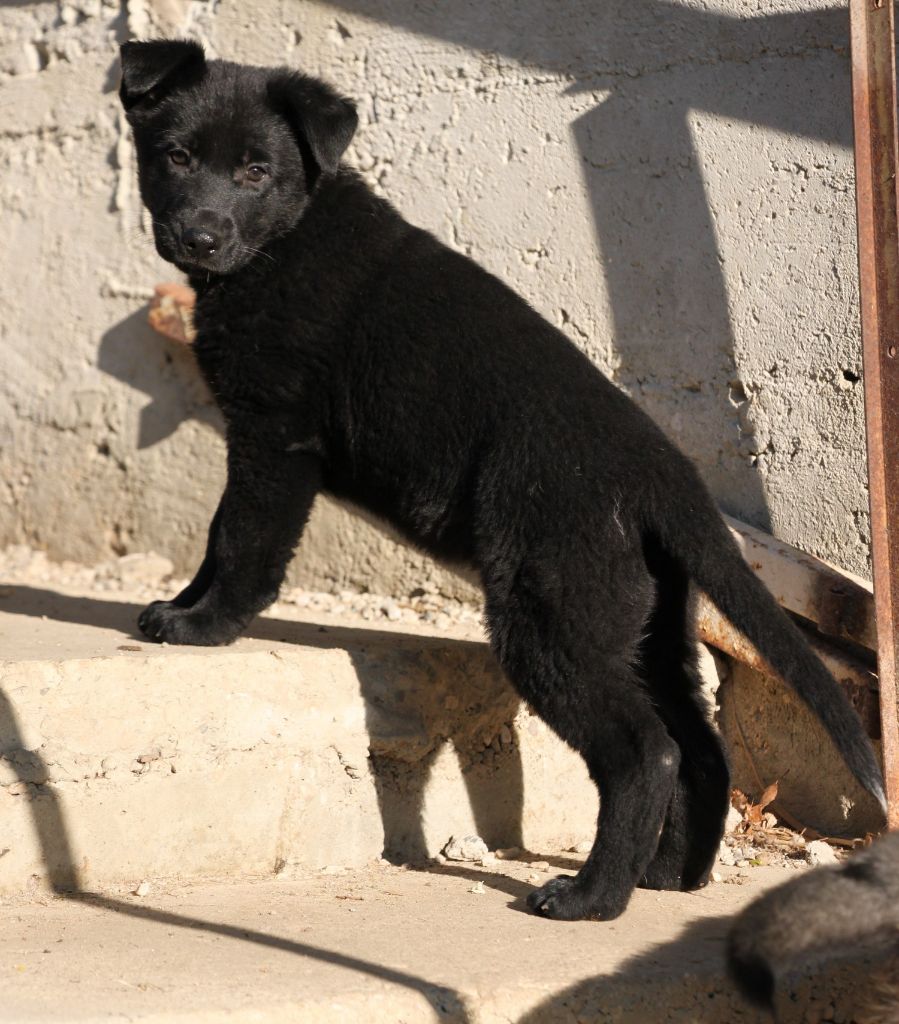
[119,40,357,275]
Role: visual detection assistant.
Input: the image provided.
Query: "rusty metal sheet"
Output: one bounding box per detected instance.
[724,516,875,650]
[850,0,899,827]
[696,595,880,739]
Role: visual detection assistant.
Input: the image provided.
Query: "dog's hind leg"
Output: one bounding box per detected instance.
[638,550,730,892]
[484,552,680,921]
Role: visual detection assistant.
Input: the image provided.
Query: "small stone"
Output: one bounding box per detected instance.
[725,806,744,833]
[736,859,751,868]
[531,860,550,871]
[468,881,486,894]
[495,847,522,860]
[710,871,723,883]
[380,599,402,622]
[137,749,161,764]
[133,880,151,897]
[718,843,736,867]
[479,852,497,866]
[568,840,592,855]
[443,835,489,862]
[806,840,838,867]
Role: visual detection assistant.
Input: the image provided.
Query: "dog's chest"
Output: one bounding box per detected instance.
[191,291,309,411]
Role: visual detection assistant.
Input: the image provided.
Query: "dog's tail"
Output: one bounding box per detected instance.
[727,833,899,1005]
[648,492,886,816]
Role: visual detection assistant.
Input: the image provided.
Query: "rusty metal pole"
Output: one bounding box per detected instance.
[850,0,899,828]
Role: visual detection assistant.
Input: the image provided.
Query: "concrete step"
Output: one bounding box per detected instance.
[0,583,595,895]
[0,861,872,1023]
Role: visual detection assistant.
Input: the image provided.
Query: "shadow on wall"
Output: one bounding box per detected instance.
[97,309,222,449]
[98,1,860,534]
[312,0,857,530]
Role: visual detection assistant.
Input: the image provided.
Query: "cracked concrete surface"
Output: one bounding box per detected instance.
[0,0,873,597]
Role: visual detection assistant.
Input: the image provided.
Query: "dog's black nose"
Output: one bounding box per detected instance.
[182,226,220,257]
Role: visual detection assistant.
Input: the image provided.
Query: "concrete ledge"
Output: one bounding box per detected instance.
[0,586,594,894]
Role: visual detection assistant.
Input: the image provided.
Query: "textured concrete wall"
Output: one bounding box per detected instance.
[0,0,871,595]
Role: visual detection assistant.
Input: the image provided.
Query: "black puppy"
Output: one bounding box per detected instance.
[119,40,885,922]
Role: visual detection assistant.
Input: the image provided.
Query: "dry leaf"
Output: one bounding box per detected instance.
[758,781,779,812]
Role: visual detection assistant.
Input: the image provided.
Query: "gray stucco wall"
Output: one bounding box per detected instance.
[0,0,871,595]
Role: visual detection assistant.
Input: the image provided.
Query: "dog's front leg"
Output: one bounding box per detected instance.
[138,444,322,646]
[163,499,224,610]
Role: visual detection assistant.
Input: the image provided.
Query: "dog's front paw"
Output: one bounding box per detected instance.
[526,874,628,921]
[137,600,241,646]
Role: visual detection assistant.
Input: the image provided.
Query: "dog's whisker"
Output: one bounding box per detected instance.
[241,246,276,264]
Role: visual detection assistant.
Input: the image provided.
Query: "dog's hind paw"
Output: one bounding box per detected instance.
[526,874,628,921]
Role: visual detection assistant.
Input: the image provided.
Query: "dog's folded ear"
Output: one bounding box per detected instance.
[119,39,206,114]
[268,71,358,177]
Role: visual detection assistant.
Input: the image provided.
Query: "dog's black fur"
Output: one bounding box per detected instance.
[728,833,899,1015]
[120,40,885,922]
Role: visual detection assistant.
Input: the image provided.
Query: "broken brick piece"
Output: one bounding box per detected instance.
[148,282,197,345]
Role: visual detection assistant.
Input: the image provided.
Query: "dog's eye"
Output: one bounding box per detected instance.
[246,164,268,183]
[169,148,190,167]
